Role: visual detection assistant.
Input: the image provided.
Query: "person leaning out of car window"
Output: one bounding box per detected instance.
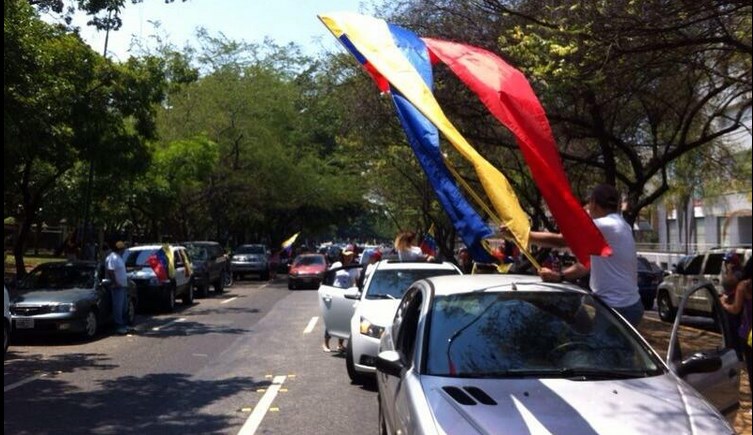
[106,241,130,335]
[499,184,643,327]
[720,256,752,394]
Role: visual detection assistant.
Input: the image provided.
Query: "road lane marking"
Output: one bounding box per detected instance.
[151,317,186,331]
[238,375,287,435]
[303,317,318,334]
[4,373,48,393]
[221,297,238,304]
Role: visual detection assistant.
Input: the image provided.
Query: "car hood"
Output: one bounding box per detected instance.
[357,299,401,325]
[11,288,94,305]
[421,374,732,434]
[290,265,325,275]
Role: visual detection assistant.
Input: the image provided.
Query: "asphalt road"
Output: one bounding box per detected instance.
[4,279,379,435]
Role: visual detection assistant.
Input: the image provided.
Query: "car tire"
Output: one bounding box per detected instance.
[288,280,296,290]
[163,284,176,313]
[223,271,233,288]
[197,282,209,298]
[657,291,676,322]
[346,337,368,385]
[213,275,224,293]
[83,310,99,339]
[183,282,194,305]
[126,298,137,325]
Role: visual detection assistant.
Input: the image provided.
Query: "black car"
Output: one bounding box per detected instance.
[637,255,664,310]
[184,241,228,297]
[8,261,138,339]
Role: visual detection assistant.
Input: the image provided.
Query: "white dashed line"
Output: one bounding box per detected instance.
[4,373,48,393]
[151,317,186,331]
[221,297,238,304]
[237,375,287,435]
[303,317,318,334]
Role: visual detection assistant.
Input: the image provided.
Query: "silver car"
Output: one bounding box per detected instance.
[376,274,739,434]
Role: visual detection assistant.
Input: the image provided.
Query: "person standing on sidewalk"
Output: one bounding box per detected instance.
[106,241,129,335]
[500,184,642,326]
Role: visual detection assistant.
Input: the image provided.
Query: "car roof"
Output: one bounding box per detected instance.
[126,244,185,251]
[372,259,460,271]
[183,241,220,246]
[419,274,590,298]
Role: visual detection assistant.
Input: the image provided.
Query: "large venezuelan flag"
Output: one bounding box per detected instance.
[319,12,530,255]
[319,12,611,267]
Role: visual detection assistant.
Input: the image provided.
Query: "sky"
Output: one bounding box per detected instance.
[58,0,373,62]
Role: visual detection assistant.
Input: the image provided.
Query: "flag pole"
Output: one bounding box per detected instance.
[443,157,541,271]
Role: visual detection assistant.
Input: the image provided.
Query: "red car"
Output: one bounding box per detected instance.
[287,254,328,290]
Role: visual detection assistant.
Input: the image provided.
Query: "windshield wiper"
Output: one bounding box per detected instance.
[556,368,651,380]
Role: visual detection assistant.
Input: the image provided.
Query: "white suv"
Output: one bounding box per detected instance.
[318,259,461,384]
[124,245,194,312]
[656,246,751,322]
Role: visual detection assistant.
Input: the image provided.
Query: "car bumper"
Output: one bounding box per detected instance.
[12,314,88,334]
[231,262,267,273]
[288,274,322,286]
[352,334,381,374]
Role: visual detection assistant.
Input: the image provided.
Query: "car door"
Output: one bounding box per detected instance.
[173,248,190,291]
[667,283,740,418]
[317,265,361,339]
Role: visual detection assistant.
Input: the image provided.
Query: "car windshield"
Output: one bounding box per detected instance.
[425,291,663,378]
[294,255,325,267]
[365,268,459,300]
[185,245,208,261]
[236,245,265,254]
[19,264,96,290]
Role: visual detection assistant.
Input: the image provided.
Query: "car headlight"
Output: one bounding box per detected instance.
[50,303,77,313]
[359,317,385,338]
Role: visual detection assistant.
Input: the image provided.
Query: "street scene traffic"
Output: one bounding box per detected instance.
[4,0,752,434]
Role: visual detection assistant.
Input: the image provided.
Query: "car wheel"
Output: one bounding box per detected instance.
[126,298,137,325]
[346,337,368,384]
[183,282,194,305]
[223,271,233,288]
[83,310,99,339]
[197,282,209,298]
[214,275,224,293]
[657,291,676,322]
[288,280,295,290]
[163,284,176,313]
[4,320,9,358]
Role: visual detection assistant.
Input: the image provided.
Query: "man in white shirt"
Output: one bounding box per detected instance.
[500,184,642,326]
[106,241,130,335]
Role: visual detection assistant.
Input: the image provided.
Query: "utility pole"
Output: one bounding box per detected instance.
[81,8,115,260]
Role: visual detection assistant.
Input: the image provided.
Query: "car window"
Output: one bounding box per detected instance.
[174,249,185,267]
[19,264,96,290]
[295,255,325,266]
[236,245,266,254]
[395,288,423,364]
[684,255,704,275]
[186,245,208,261]
[365,268,459,300]
[124,250,155,267]
[703,253,724,275]
[424,292,663,377]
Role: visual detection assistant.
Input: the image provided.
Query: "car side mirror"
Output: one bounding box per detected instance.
[344,291,361,300]
[376,350,404,377]
[675,352,722,377]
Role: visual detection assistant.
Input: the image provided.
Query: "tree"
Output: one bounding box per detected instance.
[4,0,166,276]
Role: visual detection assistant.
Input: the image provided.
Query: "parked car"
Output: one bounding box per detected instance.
[4,285,11,357]
[636,255,664,310]
[287,253,328,290]
[8,261,138,340]
[231,244,270,281]
[183,241,227,297]
[124,244,194,312]
[318,259,462,384]
[376,274,739,434]
[656,246,751,322]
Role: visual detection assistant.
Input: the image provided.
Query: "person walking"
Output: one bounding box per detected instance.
[106,241,130,335]
[500,183,643,326]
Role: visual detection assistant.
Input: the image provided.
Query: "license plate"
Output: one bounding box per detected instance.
[15,318,35,329]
